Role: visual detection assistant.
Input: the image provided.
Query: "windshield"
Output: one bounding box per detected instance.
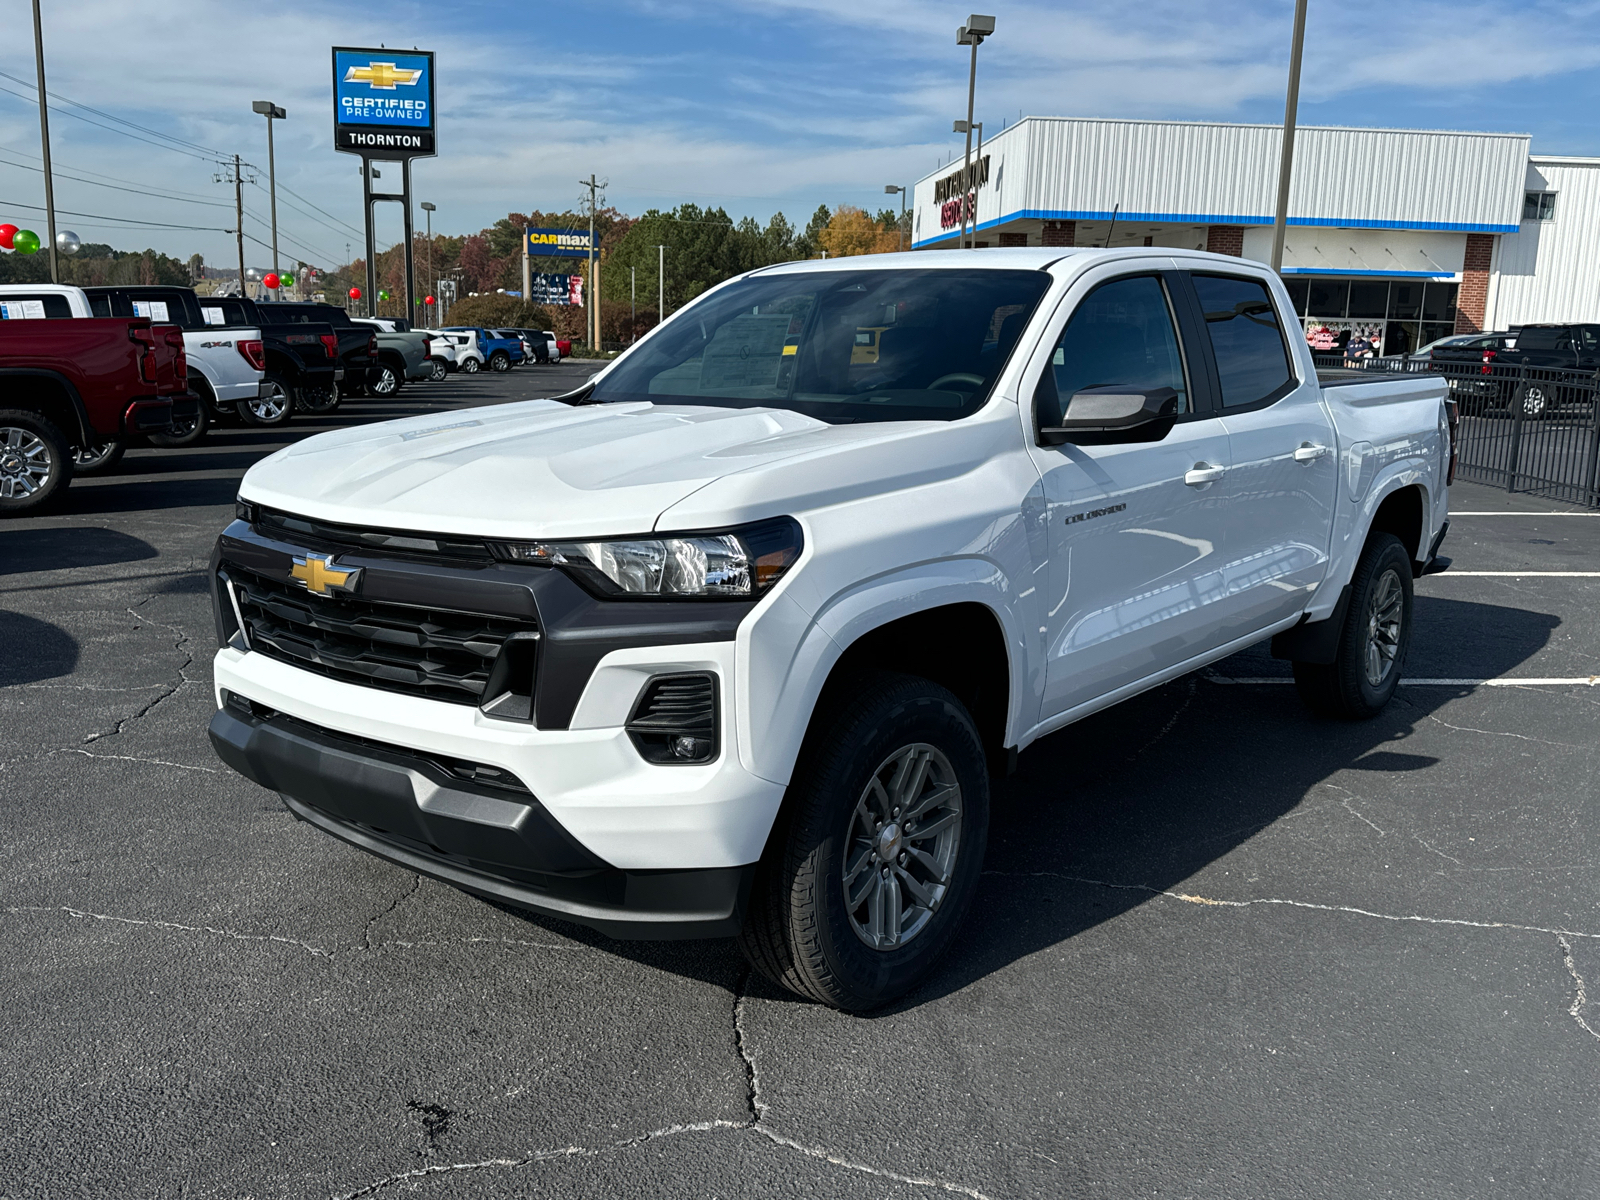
[589,268,1051,423]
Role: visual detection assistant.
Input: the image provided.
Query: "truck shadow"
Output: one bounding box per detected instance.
[0,527,158,575]
[0,610,79,685]
[505,594,1560,1008]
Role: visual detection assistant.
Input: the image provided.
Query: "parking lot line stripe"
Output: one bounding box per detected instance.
[1424,571,1600,577]
[1206,676,1599,686]
[1450,511,1600,516]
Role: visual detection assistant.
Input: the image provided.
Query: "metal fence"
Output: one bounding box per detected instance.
[1313,354,1600,508]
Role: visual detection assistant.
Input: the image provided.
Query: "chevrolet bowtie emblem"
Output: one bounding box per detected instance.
[290,555,361,596]
[343,62,422,90]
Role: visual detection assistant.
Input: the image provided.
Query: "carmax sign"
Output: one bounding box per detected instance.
[526,228,596,258]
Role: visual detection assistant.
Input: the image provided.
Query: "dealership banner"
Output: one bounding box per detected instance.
[1304,319,1384,357]
[333,47,435,156]
[527,228,597,259]
[528,273,584,306]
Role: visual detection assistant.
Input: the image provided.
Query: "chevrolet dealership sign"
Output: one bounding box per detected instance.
[333,47,436,157]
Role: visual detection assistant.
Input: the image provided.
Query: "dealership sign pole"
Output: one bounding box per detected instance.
[1270,0,1308,274]
[332,47,436,318]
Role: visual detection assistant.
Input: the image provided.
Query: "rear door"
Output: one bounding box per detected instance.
[1184,269,1338,631]
[1025,263,1236,718]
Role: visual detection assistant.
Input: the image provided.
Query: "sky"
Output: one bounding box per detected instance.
[1,0,1598,271]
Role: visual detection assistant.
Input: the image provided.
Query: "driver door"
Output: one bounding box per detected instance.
[1025,267,1235,720]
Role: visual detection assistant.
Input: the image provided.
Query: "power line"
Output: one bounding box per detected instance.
[0,198,228,233]
[0,67,226,159]
[271,178,365,240]
[243,175,362,245]
[0,82,217,162]
[0,142,235,205]
[0,150,233,208]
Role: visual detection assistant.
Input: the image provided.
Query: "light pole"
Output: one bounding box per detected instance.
[420,202,436,320]
[955,15,994,250]
[657,244,666,326]
[251,101,286,275]
[30,0,58,283]
[630,265,636,341]
[952,119,984,246]
[1270,0,1309,273]
[884,185,907,251]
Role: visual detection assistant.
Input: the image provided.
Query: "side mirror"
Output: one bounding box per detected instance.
[1037,385,1180,446]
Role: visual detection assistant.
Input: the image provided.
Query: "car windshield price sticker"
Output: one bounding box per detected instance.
[131,300,170,322]
[0,300,46,320]
[698,315,791,390]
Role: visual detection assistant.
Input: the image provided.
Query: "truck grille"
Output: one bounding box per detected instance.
[225,566,535,705]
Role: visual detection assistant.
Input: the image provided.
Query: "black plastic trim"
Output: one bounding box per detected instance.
[207,702,753,939]
[0,367,95,444]
[1270,584,1352,665]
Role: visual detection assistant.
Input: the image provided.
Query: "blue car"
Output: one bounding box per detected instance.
[441,326,524,373]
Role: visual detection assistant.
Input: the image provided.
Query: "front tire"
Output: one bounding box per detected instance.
[0,410,72,515]
[239,375,294,427]
[1293,533,1413,719]
[739,673,990,1010]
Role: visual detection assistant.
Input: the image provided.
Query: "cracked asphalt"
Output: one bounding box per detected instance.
[4,364,1600,1199]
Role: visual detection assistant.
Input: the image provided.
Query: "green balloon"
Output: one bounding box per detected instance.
[13,229,39,255]
[280,272,295,286]
[378,289,390,301]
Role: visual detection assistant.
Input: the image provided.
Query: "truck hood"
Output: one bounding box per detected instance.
[238,400,851,538]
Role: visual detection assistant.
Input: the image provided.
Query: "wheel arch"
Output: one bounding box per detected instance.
[0,368,93,444]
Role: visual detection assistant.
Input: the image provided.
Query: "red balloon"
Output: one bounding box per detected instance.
[424,295,435,305]
[348,287,362,300]
[262,273,280,290]
[0,224,16,250]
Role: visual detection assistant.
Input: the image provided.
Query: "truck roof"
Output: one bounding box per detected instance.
[748,246,1258,277]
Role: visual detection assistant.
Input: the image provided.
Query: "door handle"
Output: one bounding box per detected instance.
[1293,442,1331,462]
[1184,463,1227,487]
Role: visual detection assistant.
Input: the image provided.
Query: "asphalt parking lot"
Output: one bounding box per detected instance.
[4,367,1599,1200]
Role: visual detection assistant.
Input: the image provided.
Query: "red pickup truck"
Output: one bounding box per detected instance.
[0,317,187,515]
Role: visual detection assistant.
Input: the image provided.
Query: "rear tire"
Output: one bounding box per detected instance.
[148,394,210,448]
[739,672,990,1010]
[489,351,511,373]
[239,374,294,427]
[297,381,341,414]
[368,363,401,396]
[429,357,449,382]
[0,409,72,515]
[461,356,480,374]
[71,438,126,475]
[1293,533,1413,719]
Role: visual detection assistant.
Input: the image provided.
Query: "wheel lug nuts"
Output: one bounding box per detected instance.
[898,852,907,865]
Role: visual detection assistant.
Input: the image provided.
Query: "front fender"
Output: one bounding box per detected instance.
[736,558,1029,787]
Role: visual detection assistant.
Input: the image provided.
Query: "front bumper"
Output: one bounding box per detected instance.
[208,698,755,938]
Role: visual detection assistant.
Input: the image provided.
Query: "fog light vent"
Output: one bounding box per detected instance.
[626,673,718,764]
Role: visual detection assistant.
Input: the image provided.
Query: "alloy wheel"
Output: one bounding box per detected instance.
[462,357,480,374]
[1364,567,1404,686]
[842,743,963,950]
[0,425,51,499]
[430,359,448,382]
[248,384,290,423]
[1523,387,1548,416]
[72,443,119,471]
[371,366,398,395]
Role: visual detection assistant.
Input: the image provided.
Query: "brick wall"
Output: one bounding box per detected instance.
[1041,220,1075,247]
[999,232,1028,247]
[1205,226,1244,256]
[1454,233,1495,334]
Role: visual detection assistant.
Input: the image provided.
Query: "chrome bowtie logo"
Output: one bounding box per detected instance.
[289,554,361,596]
[343,61,422,90]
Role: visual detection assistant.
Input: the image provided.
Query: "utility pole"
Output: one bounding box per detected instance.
[657,243,665,326]
[30,0,58,283]
[581,174,599,348]
[1271,0,1309,273]
[630,265,635,342]
[232,155,245,297]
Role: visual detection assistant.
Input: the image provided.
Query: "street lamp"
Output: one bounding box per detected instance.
[884,185,907,252]
[420,202,436,321]
[251,101,286,275]
[952,119,984,247]
[955,15,995,250]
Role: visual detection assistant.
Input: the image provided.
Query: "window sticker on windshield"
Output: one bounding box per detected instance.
[0,301,46,320]
[131,300,170,322]
[202,307,226,326]
[698,314,791,390]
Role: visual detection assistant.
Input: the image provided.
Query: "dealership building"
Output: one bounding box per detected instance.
[911,117,1600,356]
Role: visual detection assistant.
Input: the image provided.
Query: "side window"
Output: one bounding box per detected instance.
[1191,274,1294,408]
[1581,328,1600,353]
[1039,275,1188,426]
[88,294,115,318]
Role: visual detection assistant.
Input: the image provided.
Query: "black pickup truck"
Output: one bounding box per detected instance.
[193,294,341,427]
[1432,324,1600,416]
[257,302,380,398]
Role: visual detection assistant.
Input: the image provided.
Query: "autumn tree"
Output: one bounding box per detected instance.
[817,206,900,258]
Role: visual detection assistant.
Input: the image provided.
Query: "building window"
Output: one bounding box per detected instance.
[1524,191,1557,221]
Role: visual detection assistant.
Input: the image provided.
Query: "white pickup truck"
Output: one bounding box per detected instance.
[206,248,1452,1009]
[0,283,267,469]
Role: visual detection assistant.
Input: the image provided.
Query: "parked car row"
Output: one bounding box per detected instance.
[1428,322,1600,416]
[0,283,561,515]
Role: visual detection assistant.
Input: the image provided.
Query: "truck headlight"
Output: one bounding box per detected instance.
[496,516,802,598]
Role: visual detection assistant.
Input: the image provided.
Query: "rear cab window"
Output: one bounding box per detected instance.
[1190,273,1295,408]
[0,294,74,319]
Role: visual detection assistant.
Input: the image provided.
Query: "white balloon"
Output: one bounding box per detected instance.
[56,230,81,255]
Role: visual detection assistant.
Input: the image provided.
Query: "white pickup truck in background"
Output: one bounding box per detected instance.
[207,247,1452,1010]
